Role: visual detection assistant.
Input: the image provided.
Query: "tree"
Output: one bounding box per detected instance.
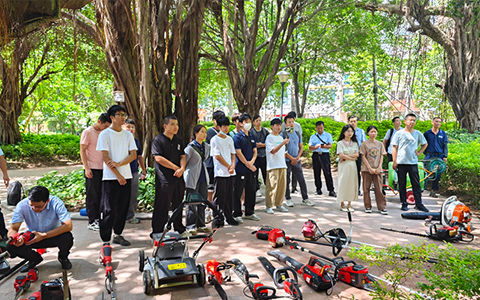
[356,0,480,132]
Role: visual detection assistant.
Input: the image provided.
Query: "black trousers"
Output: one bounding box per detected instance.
[0,208,8,238]
[355,154,362,191]
[100,179,131,242]
[312,152,335,193]
[233,172,256,217]
[387,153,393,163]
[7,232,74,263]
[186,181,208,229]
[397,164,423,206]
[152,178,186,234]
[213,176,235,223]
[207,167,215,189]
[85,169,103,224]
[254,156,267,190]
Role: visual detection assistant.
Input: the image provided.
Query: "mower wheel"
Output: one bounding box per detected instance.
[196,264,206,287]
[143,269,152,294]
[138,250,145,272]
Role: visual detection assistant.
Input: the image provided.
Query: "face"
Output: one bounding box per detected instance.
[253,117,262,128]
[220,125,230,134]
[111,111,128,125]
[367,128,378,139]
[393,118,401,128]
[195,127,207,141]
[285,118,295,128]
[344,128,354,139]
[272,123,281,133]
[123,123,136,135]
[164,119,179,134]
[241,119,251,130]
[348,117,358,128]
[29,200,49,213]
[432,118,442,128]
[316,124,324,134]
[405,116,417,127]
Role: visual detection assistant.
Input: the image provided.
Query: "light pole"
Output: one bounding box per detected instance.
[277,70,289,120]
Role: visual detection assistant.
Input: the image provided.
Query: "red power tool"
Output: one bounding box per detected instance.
[205,260,231,300]
[14,268,38,299]
[100,244,116,300]
[9,231,36,245]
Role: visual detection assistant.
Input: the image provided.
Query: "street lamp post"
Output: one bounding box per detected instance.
[277,70,289,120]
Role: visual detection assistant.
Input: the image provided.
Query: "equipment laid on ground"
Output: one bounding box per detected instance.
[14,268,38,299]
[381,223,474,242]
[139,192,224,294]
[257,256,302,300]
[205,260,232,300]
[0,248,45,283]
[18,270,71,300]
[440,196,473,232]
[99,244,115,300]
[267,250,334,294]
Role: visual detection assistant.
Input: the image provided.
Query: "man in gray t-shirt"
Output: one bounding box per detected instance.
[391,113,428,212]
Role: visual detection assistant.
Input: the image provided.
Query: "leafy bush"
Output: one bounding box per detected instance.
[1,133,80,162]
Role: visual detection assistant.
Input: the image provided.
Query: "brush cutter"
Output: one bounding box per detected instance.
[205,260,232,300]
[99,244,115,300]
[257,256,302,300]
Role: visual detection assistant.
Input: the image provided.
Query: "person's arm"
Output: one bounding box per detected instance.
[174,155,186,177]
[138,155,147,177]
[251,148,257,164]
[376,151,384,174]
[443,133,448,162]
[215,155,231,169]
[297,143,304,159]
[7,222,22,246]
[0,155,9,187]
[79,144,92,179]
[26,219,73,246]
[154,155,180,171]
[308,135,320,151]
[102,151,126,185]
[360,146,374,174]
[270,138,289,154]
[108,150,136,169]
[392,145,398,170]
[256,142,266,148]
[229,153,236,173]
[417,143,428,156]
[235,149,256,172]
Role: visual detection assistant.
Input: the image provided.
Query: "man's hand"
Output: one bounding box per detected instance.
[283,138,290,145]
[11,234,24,247]
[228,165,235,174]
[85,168,93,179]
[443,157,447,163]
[315,144,321,149]
[117,174,127,185]
[174,167,185,178]
[26,231,47,246]
[393,162,398,170]
[375,168,382,175]
[415,150,420,156]
[290,157,298,165]
[140,171,147,180]
[3,175,9,187]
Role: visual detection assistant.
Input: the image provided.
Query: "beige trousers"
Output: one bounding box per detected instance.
[266,168,287,208]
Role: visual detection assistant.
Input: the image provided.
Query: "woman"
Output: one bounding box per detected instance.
[336,125,359,211]
[184,124,212,235]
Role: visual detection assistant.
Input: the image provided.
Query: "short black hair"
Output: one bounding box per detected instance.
[239,113,251,123]
[231,113,240,122]
[98,113,110,124]
[315,121,325,127]
[125,119,135,126]
[433,116,442,121]
[405,113,417,120]
[29,186,49,203]
[270,118,282,126]
[217,116,230,127]
[163,115,177,125]
[212,110,225,121]
[107,105,127,120]
[367,125,378,135]
[348,115,358,121]
[284,114,295,123]
[253,115,261,122]
[287,111,297,118]
[392,116,400,123]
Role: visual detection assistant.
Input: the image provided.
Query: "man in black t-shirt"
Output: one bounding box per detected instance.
[151,116,188,236]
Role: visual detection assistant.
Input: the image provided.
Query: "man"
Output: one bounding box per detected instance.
[383,116,402,162]
[0,146,10,239]
[233,113,260,222]
[250,115,269,196]
[392,113,429,212]
[123,119,147,223]
[80,113,111,231]
[151,116,188,237]
[229,113,241,138]
[205,111,225,195]
[97,105,137,246]
[7,186,73,271]
[283,115,313,207]
[423,117,448,198]
[281,111,302,193]
[308,121,336,197]
[348,116,366,195]
[211,116,238,225]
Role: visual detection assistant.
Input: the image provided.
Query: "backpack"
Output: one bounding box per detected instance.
[7,181,24,206]
[385,129,394,150]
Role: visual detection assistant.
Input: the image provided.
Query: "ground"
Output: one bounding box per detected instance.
[0,165,478,300]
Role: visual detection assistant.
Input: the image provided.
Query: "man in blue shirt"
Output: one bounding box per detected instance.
[7,186,73,271]
[423,117,448,198]
[233,113,260,222]
[284,115,313,207]
[392,113,429,212]
[308,121,336,197]
[348,116,366,195]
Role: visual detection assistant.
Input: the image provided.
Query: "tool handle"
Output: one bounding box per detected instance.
[347,211,352,223]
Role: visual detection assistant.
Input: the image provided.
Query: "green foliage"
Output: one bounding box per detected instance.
[36,170,85,209]
[137,168,156,211]
[1,133,80,161]
[446,129,480,143]
[349,243,480,299]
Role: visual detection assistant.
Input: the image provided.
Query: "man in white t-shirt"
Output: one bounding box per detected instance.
[96,105,137,246]
[210,116,238,225]
[265,118,290,214]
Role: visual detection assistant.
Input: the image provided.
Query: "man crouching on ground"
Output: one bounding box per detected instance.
[7,186,74,271]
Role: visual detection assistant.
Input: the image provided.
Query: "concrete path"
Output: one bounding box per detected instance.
[1,165,479,300]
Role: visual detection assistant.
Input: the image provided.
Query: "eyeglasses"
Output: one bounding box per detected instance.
[29,201,47,211]
[115,113,128,118]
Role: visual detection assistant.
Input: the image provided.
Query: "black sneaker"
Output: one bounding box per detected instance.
[291,189,298,194]
[415,205,429,212]
[226,218,239,226]
[58,257,72,270]
[20,257,43,273]
[401,204,409,211]
[328,191,337,197]
[316,190,323,195]
[112,235,131,246]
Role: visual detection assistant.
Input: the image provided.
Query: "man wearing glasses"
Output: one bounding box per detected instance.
[96,105,137,246]
[7,186,74,271]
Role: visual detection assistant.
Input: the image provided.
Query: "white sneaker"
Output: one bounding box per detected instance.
[234,216,244,224]
[266,208,274,214]
[276,206,289,212]
[244,214,261,221]
[365,208,372,213]
[187,228,198,236]
[205,209,213,224]
[256,191,262,197]
[302,199,315,206]
[180,231,192,238]
[285,199,294,207]
[87,220,100,231]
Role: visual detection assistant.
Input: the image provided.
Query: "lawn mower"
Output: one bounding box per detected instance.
[138,192,224,294]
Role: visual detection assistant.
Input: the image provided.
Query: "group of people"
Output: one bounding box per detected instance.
[0,105,448,274]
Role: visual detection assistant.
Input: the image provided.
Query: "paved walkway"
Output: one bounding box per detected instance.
[1,166,479,299]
